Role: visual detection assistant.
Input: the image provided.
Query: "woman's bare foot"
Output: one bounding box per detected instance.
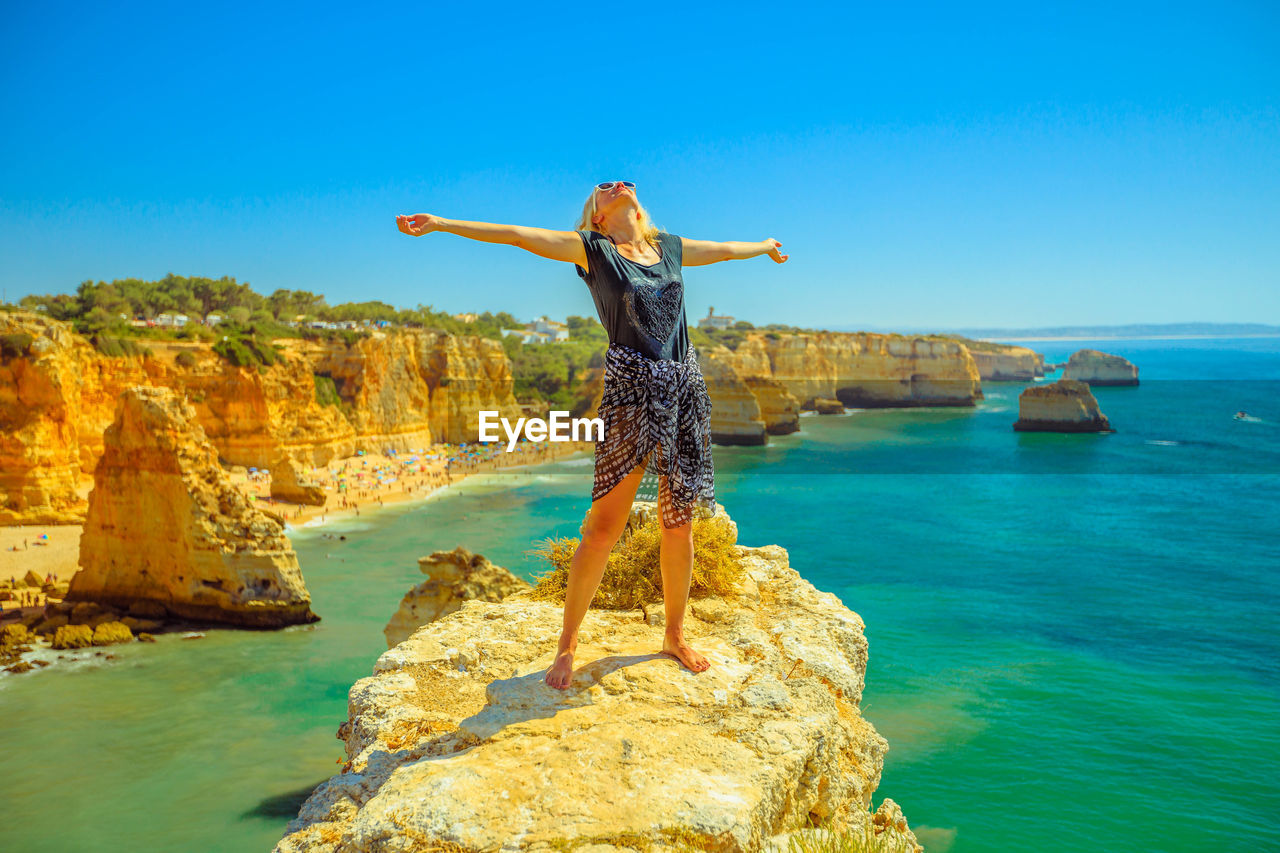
[661,631,710,673]
[545,646,576,689]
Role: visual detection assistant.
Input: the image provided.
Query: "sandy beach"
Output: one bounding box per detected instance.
[1,437,593,614]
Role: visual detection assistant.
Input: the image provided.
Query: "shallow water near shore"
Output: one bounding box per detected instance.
[2,337,1278,852]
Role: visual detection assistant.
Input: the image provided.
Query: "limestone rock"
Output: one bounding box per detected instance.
[91,621,133,646]
[1014,379,1113,433]
[1062,349,1139,386]
[966,343,1045,381]
[812,397,845,414]
[383,546,531,648]
[66,386,319,628]
[274,539,913,852]
[2,314,524,527]
[700,351,768,446]
[270,455,327,506]
[0,312,106,523]
[51,624,93,649]
[696,332,983,447]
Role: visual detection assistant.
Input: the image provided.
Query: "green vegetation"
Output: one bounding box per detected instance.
[527,511,742,611]
[689,320,808,352]
[314,374,342,407]
[0,332,34,358]
[174,350,198,368]
[89,334,150,358]
[502,315,608,414]
[212,330,281,368]
[920,332,1010,352]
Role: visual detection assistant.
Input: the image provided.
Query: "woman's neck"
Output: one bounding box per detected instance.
[597,210,647,248]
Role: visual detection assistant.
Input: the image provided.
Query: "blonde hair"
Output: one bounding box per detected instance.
[575,186,661,248]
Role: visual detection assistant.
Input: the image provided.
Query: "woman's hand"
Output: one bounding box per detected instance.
[395,213,442,237]
[765,238,789,263]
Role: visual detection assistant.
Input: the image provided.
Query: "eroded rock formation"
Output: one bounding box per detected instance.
[275,536,918,852]
[270,455,328,506]
[67,386,318,628]
[1062,348,1139,386]
[1013,379,1113,432]
[383,546,531,648]
[965,343,1045,381]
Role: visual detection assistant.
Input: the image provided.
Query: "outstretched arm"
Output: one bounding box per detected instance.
[395,214,586,267]
[681,237,789,266]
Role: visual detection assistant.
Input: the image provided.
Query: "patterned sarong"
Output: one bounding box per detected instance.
[592,341,716,529]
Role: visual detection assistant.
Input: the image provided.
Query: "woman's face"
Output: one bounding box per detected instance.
[592,182,637,225]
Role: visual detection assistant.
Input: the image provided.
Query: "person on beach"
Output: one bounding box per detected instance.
[396,182,787,689]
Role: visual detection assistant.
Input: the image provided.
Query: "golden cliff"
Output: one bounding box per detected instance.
[4,313,1015,521]
[698,331,984,446]
[963,343,1045,381]
[0,312,520,525]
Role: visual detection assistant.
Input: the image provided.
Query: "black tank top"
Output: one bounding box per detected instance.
[574,229,691,362]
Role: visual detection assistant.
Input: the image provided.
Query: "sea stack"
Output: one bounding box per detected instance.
[67,386,319,628]
[1062,349,1139,386]
[1013,379,1113,433]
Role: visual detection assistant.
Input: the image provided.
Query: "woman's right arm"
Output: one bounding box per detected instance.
[395,214,587,269]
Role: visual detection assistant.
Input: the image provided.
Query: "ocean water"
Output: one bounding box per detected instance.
[1,337,1277,852]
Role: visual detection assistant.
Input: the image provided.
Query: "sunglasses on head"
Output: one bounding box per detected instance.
[596,181,636,191]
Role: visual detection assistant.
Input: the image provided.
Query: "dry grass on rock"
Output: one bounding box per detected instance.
[524,511,743,611]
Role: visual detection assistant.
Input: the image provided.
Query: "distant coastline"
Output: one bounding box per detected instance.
[845,323,1280,340]
[981,334,1280,343]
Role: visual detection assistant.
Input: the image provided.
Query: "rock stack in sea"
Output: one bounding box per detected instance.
[383,545,530,648]
[66,386,319,628]
[274,512,920,852]
[1013,379,1113,432]
[1062,348,1139,386]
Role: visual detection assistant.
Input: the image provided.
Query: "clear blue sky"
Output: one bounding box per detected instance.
[2,1,1276,331]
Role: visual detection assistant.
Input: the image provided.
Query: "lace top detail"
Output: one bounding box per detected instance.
[623,276,684,358]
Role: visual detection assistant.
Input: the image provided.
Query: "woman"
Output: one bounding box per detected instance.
[395,181,787,689]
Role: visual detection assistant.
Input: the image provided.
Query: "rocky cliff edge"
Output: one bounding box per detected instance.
[274,542,918,852]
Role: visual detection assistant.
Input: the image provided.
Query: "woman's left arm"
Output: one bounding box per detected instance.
[681,237,789,266]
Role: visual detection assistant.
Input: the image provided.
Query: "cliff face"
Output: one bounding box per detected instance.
[0,313,522,524]
[275,540,919,853]
[5,315,988,522]
[67,386,318,628]
[698,331,983,446]
[291,330,523,448]
[966,344,1045,381]
[0,315,103,523]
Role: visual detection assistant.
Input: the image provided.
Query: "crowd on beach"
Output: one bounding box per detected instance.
[2,572,60,613]
[234,436,591,527]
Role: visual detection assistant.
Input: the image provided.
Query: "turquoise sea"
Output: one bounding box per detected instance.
[2,336,1277,852]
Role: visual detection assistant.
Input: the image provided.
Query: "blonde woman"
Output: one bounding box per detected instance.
[396,182,787,689]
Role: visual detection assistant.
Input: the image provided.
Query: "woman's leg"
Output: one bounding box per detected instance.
[657,473,711,673]
[544,459,648,689]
